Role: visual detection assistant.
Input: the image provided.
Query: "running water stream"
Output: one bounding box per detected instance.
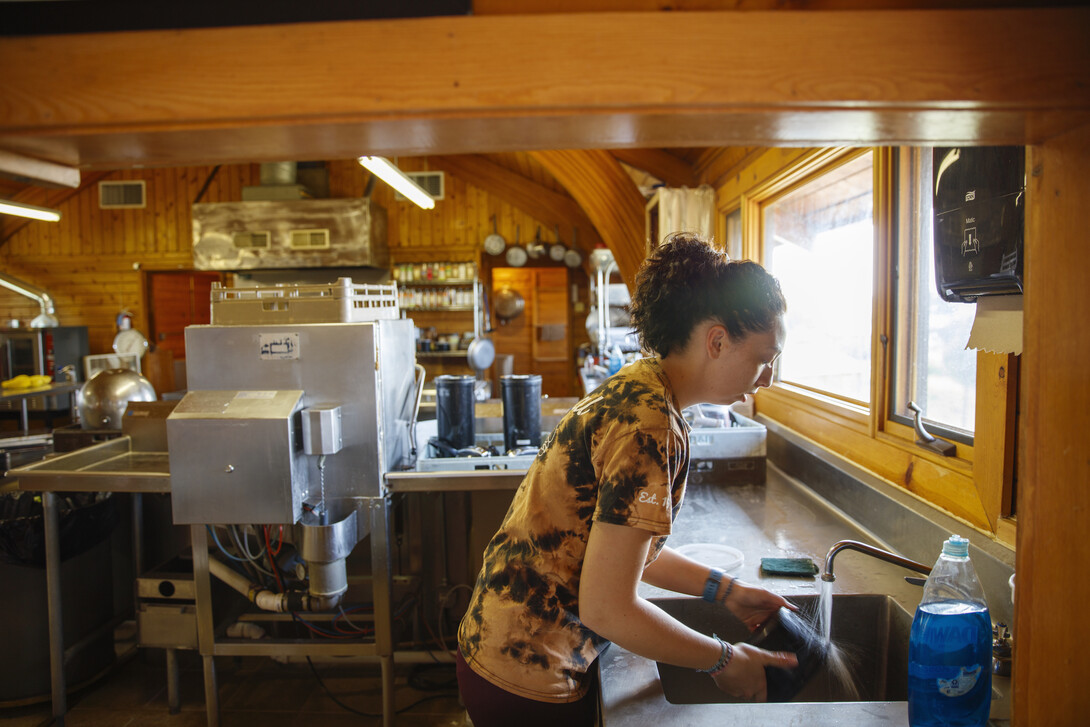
[805,579,862,701]
[819,578,834,647]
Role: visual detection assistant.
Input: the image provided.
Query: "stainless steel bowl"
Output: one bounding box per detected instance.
[77,368,156,430]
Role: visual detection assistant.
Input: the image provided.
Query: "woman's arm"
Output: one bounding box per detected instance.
[579,522,796,700]
[641,544,714,595]
[644,545,794,630]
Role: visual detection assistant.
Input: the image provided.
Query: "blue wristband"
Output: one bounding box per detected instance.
[702,568,724,603]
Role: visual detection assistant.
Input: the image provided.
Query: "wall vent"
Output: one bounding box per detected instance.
[289,229,331,250]
[395,171,444,202]
[233,231,271,249]
[99,180,146,209]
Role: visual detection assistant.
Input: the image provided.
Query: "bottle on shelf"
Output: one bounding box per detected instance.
[607,344,624,375]
[908,534,992,727]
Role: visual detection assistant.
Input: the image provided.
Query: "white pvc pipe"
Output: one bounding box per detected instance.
[207,555,344,613]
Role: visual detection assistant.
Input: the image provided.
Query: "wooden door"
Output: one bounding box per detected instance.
[491,267,572,397]
[147,271,222,360]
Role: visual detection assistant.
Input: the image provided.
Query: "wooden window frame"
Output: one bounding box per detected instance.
[723,147,1016,540]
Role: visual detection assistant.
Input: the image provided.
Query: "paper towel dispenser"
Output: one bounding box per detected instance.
[933,146,1025,303]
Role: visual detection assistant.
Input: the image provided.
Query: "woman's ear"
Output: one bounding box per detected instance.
[707,324,728,358]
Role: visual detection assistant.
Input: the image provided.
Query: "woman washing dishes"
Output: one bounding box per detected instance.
[457,233,796,726]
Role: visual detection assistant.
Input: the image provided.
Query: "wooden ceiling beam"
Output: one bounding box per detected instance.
[609,149,698,188]
[1,9,1087,168]
[531,150,646,289]
[0,150,80,189]
[429,154,605,253]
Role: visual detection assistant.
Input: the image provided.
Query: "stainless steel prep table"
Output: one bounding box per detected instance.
[12,434,170,726]
[600,461,1012,726]
[14,444,530,727]
[0,382,78,434]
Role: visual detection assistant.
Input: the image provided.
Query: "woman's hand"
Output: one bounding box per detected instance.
[721,579,795,632]
[711,643,798,702]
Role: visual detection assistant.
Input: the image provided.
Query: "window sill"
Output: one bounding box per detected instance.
[756,385,990,531]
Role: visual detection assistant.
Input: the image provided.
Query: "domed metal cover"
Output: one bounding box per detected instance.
[77,368,156,430]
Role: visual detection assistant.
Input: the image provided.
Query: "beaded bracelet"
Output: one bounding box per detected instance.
[719,575,736,605]
[695,634,734,676]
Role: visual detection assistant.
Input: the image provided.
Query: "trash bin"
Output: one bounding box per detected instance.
[0,491,118,704]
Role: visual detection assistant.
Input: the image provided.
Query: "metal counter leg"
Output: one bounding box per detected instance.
[192,524,220,727]
[370,496,395,727]
[42,490,67,726]
[381,654,395,727]
[202,654,219,727]
[166,648,180,714]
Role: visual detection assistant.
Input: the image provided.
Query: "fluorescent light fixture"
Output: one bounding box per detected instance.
[0,199,62,222]
[357,156,435,210]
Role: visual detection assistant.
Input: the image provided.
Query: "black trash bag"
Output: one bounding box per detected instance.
[0,491,118,567]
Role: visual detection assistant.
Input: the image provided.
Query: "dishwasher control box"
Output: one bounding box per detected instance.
[167,389,306,525]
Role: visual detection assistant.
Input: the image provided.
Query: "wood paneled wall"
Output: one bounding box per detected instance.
[0,164,251,354]
[1,159,569,357]
[328,158,574,265]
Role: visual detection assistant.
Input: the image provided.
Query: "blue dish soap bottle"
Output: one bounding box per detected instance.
[908,535,992,726]
[607,344,624,375]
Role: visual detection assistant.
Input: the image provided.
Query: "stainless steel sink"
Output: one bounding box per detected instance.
[652,594,912,704]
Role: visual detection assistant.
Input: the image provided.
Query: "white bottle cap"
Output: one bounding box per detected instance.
[943,535,970,557]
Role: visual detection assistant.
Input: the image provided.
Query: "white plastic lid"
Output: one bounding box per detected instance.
[943,535,970,557]
[674,543,744,572]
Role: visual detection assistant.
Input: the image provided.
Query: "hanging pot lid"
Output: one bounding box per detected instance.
[505,225,527,266]
[494,287,525,321]
[466,285,495,372]
[526,226,547,259]
[483,215,506,256]
[466,336,495,372]
[505,246,528,267]
[564,227,583,268]
[549,225,567,261]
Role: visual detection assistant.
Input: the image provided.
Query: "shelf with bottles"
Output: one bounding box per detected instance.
[399,287,477,311]
[393,261,479,311]
[392,261,478,286]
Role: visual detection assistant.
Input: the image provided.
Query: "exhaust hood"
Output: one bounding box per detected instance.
[191,197,388,271]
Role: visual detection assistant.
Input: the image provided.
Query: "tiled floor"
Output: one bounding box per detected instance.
[1,648,471,727]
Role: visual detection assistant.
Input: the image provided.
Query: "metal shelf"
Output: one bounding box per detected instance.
[403,306,474,312]
[399,279,476,287]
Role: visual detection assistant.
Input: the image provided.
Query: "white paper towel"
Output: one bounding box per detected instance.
[967,295,1023,355]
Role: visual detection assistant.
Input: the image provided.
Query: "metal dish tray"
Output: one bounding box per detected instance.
[11,436,171,493]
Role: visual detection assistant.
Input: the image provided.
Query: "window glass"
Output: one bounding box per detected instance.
[893,148,976,437]
[764,152,874,404]
[724,208,742,261]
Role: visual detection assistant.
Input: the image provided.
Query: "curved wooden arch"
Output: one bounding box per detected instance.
[529,149,646,289]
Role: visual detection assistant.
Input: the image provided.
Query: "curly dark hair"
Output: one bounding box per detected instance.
[629,232,786,357]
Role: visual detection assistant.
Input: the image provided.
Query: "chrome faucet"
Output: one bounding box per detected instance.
[821,539,932,583]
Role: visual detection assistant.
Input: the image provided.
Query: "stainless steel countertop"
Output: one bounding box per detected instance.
[600,462,1012,726]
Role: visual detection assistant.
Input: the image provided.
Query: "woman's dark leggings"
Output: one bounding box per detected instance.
[455,649,599,727]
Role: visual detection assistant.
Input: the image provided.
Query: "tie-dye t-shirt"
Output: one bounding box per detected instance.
[457,357,691,703]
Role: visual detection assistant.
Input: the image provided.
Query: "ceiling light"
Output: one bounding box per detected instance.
[0,199,62,222]
[357,156,435,210]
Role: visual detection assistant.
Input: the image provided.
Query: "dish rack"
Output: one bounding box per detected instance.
[209,277,400,325]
